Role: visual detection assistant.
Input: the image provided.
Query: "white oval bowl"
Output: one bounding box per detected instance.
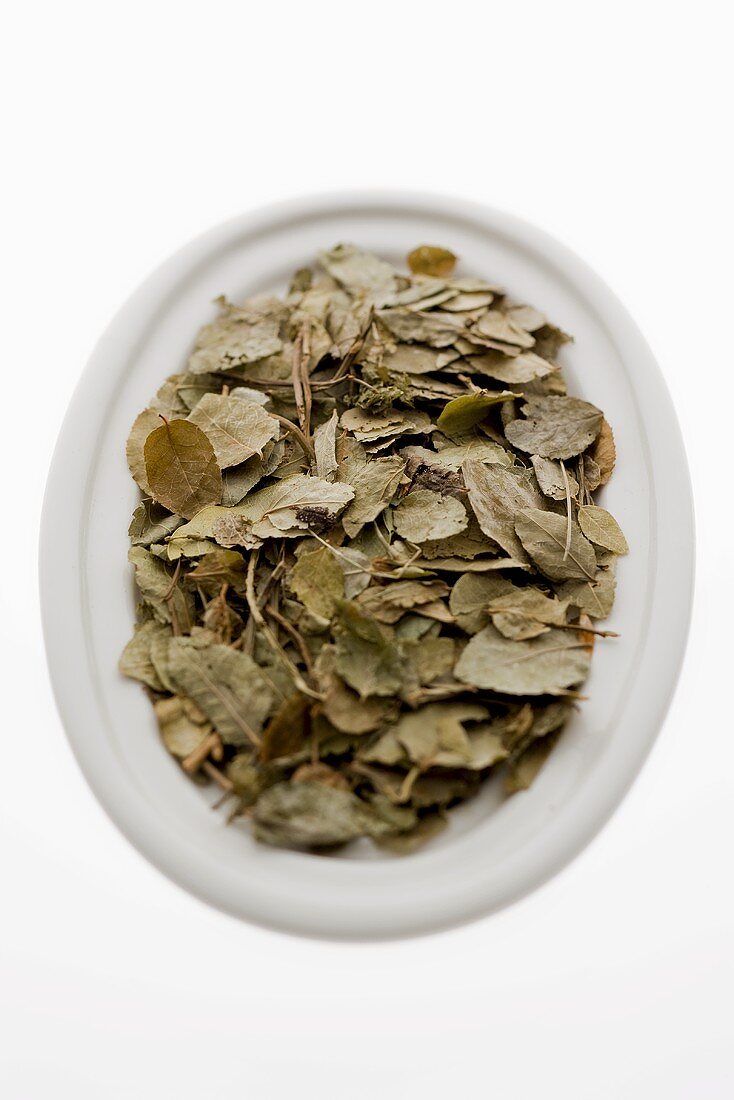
[41,192,694,939]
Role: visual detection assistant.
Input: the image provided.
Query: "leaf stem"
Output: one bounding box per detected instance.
[271,413,316,465]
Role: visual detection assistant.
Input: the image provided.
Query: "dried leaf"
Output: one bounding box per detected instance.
[577,506,628,554]
[556,564,616,620]
[356,579,449,624]
[488,586,569,640]
[315,646,395,734]
[259,695,310,762]
[128,500,183,547]
[333,602,403,699]
[407,245,458,277]
[463,459,545,561]
[185,549,247,594]
[337,443,404,537]
[449,572,519,634]
[154,694,211,758]
[436,389,517,436]
[188,298,283,374]
[505,731,561,793]
[589,417,616,485]
[531,455,579,501]
[313,410,339,480]
[252,782,393,848]
[393,489,468,543]
[514,509,597,581]
[471,310,536,348]
[119,620,170,690]
[289,545,345,619]
[377,308,467,347]
[167,638,273,746]
[188,393,279,468]
[468,351,557,386]
[126,408,160,495]
[319,243,398,297]
[455,624,591,695]
[128,546,194,629]
[144,418,222,519]
[505,396,603,460]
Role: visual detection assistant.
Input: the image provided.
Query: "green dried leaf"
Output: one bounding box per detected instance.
[252,782,392,849]
[333,602,403,699]
[577,506,628,554]
[382,344,442,375]
[393,489,468,543]
[340,406,432,445]
[167,638,273,746]
[337,442,404,537]
[455,624,592,695]
[488,585,569,640]
[289,545,345,619]
[436,389,516,436]
[188,298,284,374]
[185,548,247,594]
[463,459,545,562]
[401,636,455,689]
[449,573,518,634]
[471,310,536,349]
[514,508,597,581]
[319,243,398,297]
[505,731,561,793]
[377,308,468,348]
[469,350,558,386]
[128,546,195,629]
[314,646,395,734]
[119,620,171,690]
[356,579,449,624]
[530,455,579,501]
[128,500,183,547]
[126,408,160,495]
[313,410,339,480]
[505,396,603,460]
[188,393,279,468]
[221,440,284,507]
[556,564,616,619]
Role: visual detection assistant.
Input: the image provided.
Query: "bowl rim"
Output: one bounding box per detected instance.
[40,190,695,939]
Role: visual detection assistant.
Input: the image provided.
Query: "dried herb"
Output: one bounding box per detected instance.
[120,243,625,853]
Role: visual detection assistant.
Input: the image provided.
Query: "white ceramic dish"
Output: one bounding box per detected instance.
[41,192,694,939]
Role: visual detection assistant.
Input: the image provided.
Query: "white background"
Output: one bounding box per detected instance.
[1,2,732,1097]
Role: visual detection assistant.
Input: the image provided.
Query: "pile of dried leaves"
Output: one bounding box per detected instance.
[121,243,626,853]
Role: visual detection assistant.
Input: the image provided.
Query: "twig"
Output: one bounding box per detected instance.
[291,322,313,438]
[182,733,223,775]
[265,604,315,675]
[560,459,573,561]
[272,413,316,465]
[201,761,234,791]
[245,551,323,700]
